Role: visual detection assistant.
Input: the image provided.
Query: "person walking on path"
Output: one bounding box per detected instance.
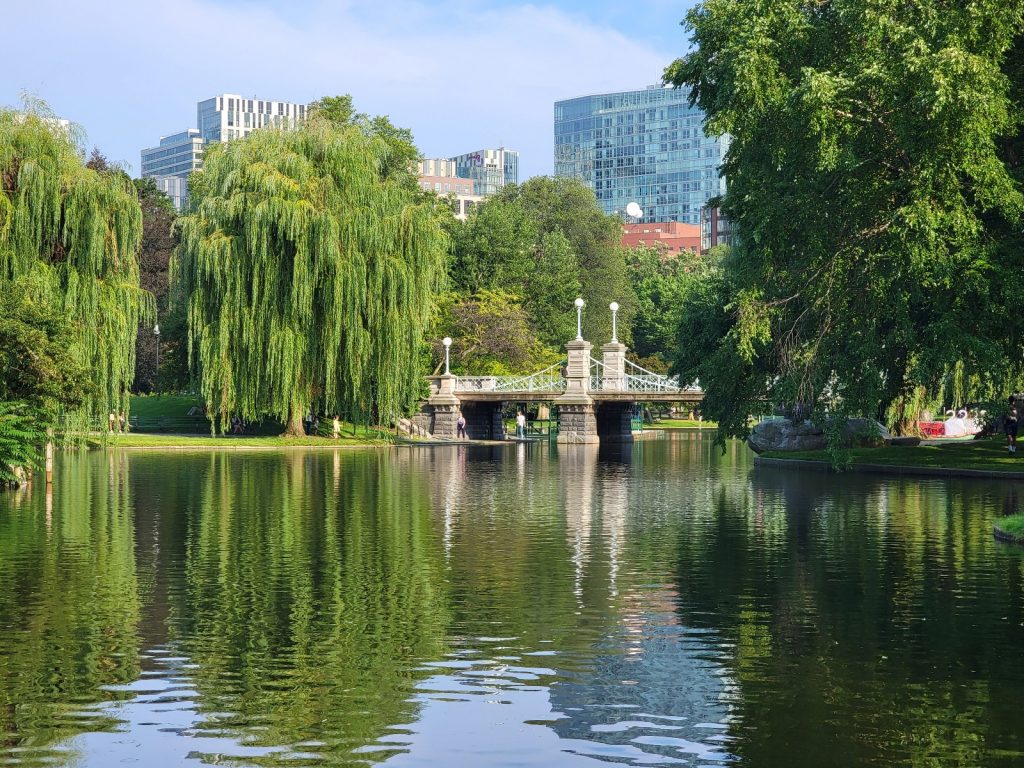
[1006,396,1019,455]
[457,414,467,439]
[516,411,527,439]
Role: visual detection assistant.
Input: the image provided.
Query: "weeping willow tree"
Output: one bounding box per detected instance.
[175,113,447,435]
[0,100,149,424]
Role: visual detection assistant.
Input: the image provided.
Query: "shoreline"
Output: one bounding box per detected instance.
[754,455,1024,480]
[89,434,512,452]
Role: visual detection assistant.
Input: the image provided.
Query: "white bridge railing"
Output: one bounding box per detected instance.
[451,359,700,396]
[621,359,690,393]
[456,362,567,394]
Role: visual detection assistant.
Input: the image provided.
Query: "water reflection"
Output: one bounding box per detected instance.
[2,436,1024,767]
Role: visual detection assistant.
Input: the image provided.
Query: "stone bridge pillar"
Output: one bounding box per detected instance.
[555,339,598,444]
[426,374,461,439]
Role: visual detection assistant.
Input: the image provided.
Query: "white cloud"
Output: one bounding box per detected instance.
[6,0,675,178]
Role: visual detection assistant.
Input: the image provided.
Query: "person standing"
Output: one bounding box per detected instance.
[1006,396,1018,455]
[457,414,467,439]
[516,411,526,439]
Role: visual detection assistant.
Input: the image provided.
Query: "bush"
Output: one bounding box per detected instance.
[0,402,44,487]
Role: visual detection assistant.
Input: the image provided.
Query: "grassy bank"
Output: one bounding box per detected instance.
[762,438,1023,473]
[104,431,391,449]
[647,419,717,430]
[994,515,1024,544]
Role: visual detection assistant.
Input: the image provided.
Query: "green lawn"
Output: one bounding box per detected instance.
[647,419,717,429]
[128,394,203,418]
[995,514,1024,540]
[762,438,1024,473]
[104,431,390,449]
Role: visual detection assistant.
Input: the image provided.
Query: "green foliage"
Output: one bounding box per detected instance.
[131,174,182,393]
[431,289,559,375]
[308,95,421,184]
[0,102,150,421]
[448,176,631,354]
[667,0,1024,435]
[0,401,43,485]
[627,244,727,362]
[175,110,447,433]
[0,280,91,417]
[449,198,581,347]
[500,177,634,344]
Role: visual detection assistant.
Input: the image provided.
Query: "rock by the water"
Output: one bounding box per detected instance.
[747,418,827,453]
[842,418,892,448]
[748,416,893,453]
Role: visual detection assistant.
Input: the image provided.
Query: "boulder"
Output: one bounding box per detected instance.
[748,416,893,453]
[842,418,892,448]
[748,418,827,453]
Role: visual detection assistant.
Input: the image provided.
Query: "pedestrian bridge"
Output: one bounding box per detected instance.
[417,336,704,445]
[451,358,703,402]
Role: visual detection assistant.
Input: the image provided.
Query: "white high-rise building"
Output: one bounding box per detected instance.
[141,94,308,211]
[197,94,307,144]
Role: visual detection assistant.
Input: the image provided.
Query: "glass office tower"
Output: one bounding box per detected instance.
[554,85,728,224]
[140,129,204,211]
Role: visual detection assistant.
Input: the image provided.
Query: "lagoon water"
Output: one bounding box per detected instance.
[2,432,1024,767]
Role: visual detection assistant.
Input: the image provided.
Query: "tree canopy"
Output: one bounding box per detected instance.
[666,0,1024,435]
[0,104,149,422]
[448,176,632,354]
[175,104,447,434]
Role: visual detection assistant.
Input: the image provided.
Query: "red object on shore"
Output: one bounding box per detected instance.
[918,421,946,437]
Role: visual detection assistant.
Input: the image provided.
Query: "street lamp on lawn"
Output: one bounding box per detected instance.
[153,322,161,396]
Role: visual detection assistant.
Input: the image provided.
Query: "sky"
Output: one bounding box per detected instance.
[6,0,699,180]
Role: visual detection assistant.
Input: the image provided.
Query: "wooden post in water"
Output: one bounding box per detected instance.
[45,428,54,485]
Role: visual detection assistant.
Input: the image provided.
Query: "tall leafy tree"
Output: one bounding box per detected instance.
[430,289,557,375]
[0,103,149,422]
[132,177,178,393]
[450,198,581,347]
[503,177,634,345]
[175,104,447,434]
[627,244,729,364]
[308,95,420,184]
[667,0,1024,435]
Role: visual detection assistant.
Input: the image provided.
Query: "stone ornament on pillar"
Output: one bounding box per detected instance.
[428,336,462,438]
[557,299,598,443]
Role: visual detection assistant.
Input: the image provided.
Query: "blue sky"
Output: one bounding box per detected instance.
[7,0,698,180]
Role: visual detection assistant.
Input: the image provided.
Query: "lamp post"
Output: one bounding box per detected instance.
[153,322,161,396]
[609,301,620,344]
[574,298,585,340]
[442,336,452,375]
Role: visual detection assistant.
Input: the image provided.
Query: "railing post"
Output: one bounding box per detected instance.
[563,339,592,398]
[600,341,627,392]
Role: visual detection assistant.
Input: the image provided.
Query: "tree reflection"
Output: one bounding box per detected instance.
[0,453,140,764]
[172,450,449,763]
[673,467,1024,767]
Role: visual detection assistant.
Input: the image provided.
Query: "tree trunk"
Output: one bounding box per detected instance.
[284,402,306,437]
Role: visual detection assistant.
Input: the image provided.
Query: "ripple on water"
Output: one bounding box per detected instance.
[2,439,1024,766]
